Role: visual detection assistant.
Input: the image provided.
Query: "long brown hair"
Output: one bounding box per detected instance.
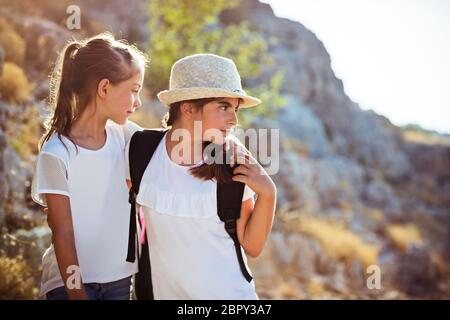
[40,32,148,150]
[162,97,242,183]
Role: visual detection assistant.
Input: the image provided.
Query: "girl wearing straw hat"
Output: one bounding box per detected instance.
[127,53,276,299]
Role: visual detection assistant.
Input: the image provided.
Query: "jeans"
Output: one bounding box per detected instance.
[46,276,132,300]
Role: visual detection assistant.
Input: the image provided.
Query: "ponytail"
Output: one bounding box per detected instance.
[189,141,234,183]
[40,42,81,149]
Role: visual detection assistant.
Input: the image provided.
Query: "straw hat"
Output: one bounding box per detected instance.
[157,53,261,108]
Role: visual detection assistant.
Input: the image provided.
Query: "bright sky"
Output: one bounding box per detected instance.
[262,0,450,134]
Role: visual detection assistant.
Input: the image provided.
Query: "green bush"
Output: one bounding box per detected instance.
[146,0,285,126]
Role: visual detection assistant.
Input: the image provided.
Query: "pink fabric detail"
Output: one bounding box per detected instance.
[139,206,146,244]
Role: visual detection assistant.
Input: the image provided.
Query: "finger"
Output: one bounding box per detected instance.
[233,165,251,176]
[231,174,248,184]
[235,162,251,170]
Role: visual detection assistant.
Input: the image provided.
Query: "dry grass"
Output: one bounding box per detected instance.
[307,276,326,297]
[0,62,32,103]
[280,212,379,269]
[367,208,385,222]
[0,255,38,299]
[385,223,423,252]
[403,128,450,146]
[0,18,26,65]
[7,106,41,159]
[273,282,303,299]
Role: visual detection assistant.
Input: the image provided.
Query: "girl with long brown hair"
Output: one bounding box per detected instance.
[129,53,276,299]
[31,32,146,300]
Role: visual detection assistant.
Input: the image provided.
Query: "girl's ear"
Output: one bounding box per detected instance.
[180,102,198,120]
[97,78,110,98]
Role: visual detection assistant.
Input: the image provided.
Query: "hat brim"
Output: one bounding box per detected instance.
[157,87,261,108]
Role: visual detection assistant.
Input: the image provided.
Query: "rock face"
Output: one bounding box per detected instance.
[240,1,411,180]
[277,95,331,159]
[221,0,448,218]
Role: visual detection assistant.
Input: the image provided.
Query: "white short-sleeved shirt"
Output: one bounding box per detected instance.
[31,120,142,297]
[130,132,258,300]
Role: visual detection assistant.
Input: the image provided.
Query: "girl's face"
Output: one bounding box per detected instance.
[195,98,240,143]
[104,70,144,125]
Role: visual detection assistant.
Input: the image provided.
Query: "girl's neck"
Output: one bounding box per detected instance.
[69,103,109,149]
[166,124,203,166]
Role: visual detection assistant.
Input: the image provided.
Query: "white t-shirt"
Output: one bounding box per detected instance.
[31,120,141,297]
[129,132,258,300]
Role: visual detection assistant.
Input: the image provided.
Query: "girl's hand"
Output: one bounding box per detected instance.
[230,142,276,198]
[227,137,276,258]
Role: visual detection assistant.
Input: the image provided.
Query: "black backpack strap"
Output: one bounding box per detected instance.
[126,129,166,263]
[126,129,167,300]
[217,170,253,283]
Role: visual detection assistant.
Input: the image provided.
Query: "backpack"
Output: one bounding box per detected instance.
[125,129,253,300]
